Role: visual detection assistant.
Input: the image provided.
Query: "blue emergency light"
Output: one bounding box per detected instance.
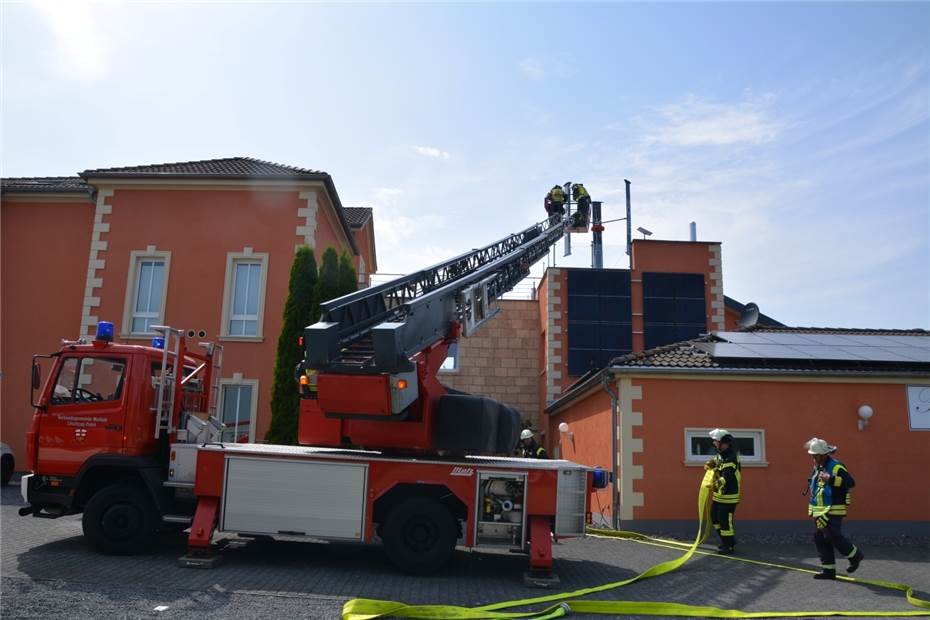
[95,321,114,342]
[592,468,610,489]
[151,337,165,349]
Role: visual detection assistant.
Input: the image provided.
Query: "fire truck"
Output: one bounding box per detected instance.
[19,211,606,577]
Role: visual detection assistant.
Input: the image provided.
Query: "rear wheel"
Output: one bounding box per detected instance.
[82,483,158,555]
[382,497,456,574]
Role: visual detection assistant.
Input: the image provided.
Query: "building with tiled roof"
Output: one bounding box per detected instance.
[2,157,377,465]
[544,322,930,535]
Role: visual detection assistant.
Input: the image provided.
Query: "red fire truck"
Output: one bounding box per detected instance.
[20,212,606,577]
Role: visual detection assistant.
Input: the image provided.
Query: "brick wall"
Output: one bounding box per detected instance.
[440,300,542,430]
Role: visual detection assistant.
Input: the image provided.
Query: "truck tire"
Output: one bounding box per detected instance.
[1,455,13,486]
[382,496,456,574]
[82,483,158,555]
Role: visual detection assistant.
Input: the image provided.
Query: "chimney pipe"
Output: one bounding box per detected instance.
[689,221,697,242]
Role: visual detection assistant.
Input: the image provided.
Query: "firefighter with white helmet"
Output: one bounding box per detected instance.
[520,428,547,459]
[704,428,741,554]
[805,437,864,579]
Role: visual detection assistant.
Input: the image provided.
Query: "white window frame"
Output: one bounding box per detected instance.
[220,249,269,341]
[683,427,767,467]
[121,248,171,338]
[218,376,259,443]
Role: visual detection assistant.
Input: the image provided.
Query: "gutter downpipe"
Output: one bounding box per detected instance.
[600,368,620,530]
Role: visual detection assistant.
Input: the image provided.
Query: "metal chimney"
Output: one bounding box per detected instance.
[625,180,632,256]
[591,201,603,269]
[689,221,697,242]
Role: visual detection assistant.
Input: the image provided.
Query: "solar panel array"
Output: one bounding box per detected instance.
[695,331,930,363]
[643,272,706,349]
[566,269,633,375]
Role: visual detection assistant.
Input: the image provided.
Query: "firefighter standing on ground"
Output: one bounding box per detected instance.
[705,428,741,554]
[520,429,548,459]
[545,185,566,220]
[806,437,864,579]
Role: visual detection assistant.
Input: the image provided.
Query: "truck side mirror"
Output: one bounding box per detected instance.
[30,361,45,410]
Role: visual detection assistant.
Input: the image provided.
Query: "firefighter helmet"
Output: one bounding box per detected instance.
[708,428,732,442]
[805,437,837,455]
[520,429,534,441]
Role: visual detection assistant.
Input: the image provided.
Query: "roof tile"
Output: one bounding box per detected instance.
[80,156,326,179]
[343,207,373,228]
[1,177,90,194]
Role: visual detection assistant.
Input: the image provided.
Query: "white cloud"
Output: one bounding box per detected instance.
[518,56,574,80]
[643,94,783,146]
[34,0,112,81]
[412,145,450,160]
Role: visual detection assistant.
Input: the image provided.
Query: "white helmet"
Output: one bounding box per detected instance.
[708,428,731,442]
[520,429,534,441]
[805,437,837,455]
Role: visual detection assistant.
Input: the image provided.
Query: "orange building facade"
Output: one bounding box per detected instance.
[547,340,930,534]
[1,158,376,465]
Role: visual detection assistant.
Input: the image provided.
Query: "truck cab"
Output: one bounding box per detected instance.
[21,323,222,554]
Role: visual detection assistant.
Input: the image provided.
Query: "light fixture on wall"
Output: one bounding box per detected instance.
[558,422,575,451]
[857,405,874,431]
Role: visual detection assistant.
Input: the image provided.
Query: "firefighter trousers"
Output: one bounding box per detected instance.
[814,515,859,569]
[710,501,737,548]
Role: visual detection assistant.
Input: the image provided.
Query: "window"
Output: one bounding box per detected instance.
[440,342,459,372]
[219,380,258,443]
[221,251,269,339]
[684,428,766,465]
[51,357,126,405]
[122,249,171,337]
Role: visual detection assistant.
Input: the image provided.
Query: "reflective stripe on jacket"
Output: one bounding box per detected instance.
[808,457,854,517]
[711,449,741,504]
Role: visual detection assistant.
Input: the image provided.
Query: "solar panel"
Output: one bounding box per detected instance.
[790,345,870,361]
[740,344,817,359]
[743,332,822,346]
[708,331,930,363]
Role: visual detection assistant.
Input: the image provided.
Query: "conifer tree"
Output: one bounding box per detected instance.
[315,247,341,307]
[266,246,317,445]
[337,251,359,296]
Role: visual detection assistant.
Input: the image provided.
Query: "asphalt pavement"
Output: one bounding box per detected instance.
[2,477,928,619]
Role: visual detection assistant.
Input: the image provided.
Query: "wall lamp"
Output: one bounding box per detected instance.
[857,405,873,431]
[558,422,575,450]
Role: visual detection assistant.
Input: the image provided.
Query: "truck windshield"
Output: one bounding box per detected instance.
[51,357,126,405]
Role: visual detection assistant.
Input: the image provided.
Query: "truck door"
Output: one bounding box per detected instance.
[36,354,129,477]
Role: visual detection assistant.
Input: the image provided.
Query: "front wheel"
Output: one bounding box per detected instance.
[382,497,456,574]
[1,455,13,486]
[82,483,158,555]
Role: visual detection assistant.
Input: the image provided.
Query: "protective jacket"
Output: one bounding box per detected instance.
[808,456,854,517]
[708,447,741,504]
[548,187,565,204]
[572,184,590,201]
[522,440,548,459]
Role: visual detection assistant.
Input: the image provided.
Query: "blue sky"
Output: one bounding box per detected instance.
[3,1,928,329]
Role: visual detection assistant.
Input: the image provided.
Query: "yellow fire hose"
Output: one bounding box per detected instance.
[343,470,930,619]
